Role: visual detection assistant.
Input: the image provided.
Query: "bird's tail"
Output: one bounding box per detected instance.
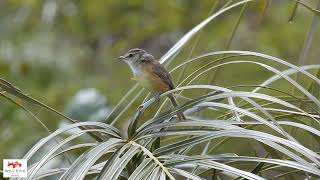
[168,94,186,120]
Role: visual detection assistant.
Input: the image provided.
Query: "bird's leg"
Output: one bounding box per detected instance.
[136,93,161,116]
[153,93,161,101]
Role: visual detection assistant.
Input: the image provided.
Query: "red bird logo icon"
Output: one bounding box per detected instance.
[7,161,22,169]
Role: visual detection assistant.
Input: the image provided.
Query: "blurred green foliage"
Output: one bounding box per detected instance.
[0,0,319,161]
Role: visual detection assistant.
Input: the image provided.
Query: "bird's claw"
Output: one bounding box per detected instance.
[135,95,161,118]
[137,105,144,112]
[154,95,161,102]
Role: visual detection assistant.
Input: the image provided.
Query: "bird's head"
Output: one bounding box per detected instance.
[118,48,154,66]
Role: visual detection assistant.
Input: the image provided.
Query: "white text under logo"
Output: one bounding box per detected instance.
[3,159,27,178]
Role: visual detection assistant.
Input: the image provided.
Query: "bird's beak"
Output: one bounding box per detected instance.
[118,55,125,60]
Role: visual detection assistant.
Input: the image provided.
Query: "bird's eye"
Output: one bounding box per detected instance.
[128,53,134,58]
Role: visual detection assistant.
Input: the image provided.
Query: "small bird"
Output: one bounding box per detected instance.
[118,48,186,120]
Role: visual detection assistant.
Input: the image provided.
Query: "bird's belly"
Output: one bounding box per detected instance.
[135,74,156,91]
[135,72,170,93]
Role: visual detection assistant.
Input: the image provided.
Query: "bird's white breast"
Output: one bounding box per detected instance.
[127,62,155,91]
[128,63,142,77]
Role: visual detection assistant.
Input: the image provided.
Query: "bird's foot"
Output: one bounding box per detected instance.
[135,95,161,118]
[154,94,161,102]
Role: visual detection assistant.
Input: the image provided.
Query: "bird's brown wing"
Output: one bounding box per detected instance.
[152,62,175,90]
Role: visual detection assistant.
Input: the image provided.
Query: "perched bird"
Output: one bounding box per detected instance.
[118,48,186,120]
